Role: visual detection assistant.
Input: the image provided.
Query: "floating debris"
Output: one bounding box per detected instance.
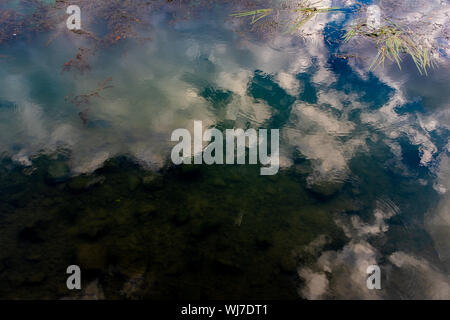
[66,77,113,124]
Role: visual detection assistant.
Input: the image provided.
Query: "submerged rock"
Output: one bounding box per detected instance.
[307,180,344,198]
[25,271,46,284]
[142,173,164,190]
[67,175,105,193]
[171,211,190,225]
[120,272,145,299]
[278,253,297,273]
[47,162,70,183]
[191,220,222,238]
[211,177,226,187]
[212,256,243,275]
[80,279,105,300]
[18,225,43,243]
[136,203,158,216]
[128,175,141,191]
[76,243,107,271]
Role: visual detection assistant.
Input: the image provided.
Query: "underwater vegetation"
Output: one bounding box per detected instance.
[0,154,349,299]
[0,146,440,299]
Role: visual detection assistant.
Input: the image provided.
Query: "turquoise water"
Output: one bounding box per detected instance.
[0,0,449,299]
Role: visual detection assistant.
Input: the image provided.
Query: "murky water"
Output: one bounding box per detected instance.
[0,0,449,299]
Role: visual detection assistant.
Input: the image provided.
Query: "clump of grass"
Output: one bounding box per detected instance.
[286,2,342,35]
[230,8,273,24]
[344,19,436,75]
[231,0,343,35]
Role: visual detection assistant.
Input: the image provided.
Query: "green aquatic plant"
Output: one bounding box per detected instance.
[344,20,436,75]
[230,8,273,24]
[230,0,343,35]
[285,4,342,35]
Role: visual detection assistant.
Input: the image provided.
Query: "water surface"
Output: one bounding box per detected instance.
[0,0,449,299]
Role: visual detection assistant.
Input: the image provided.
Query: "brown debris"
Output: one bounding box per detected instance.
[62,47,92,75]
[66,77,114,125]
